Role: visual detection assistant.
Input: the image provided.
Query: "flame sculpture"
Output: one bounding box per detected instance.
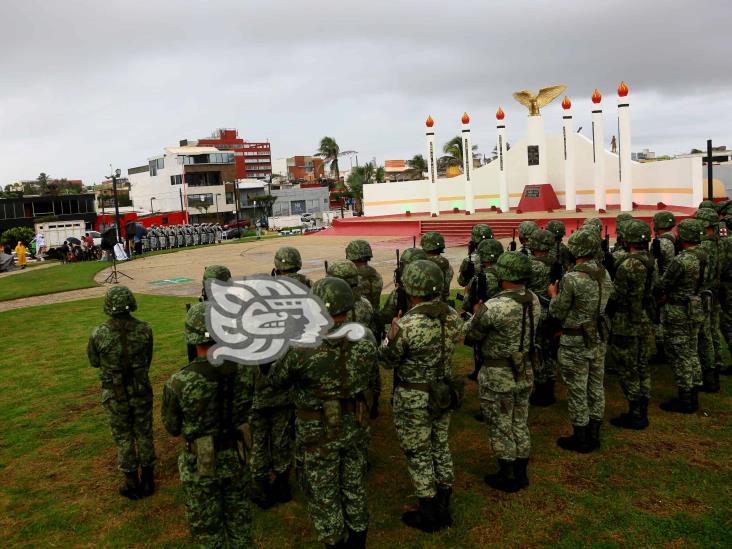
[562,96,572,110]
[461,112,470,124]
[496,107,505,120]
[425,115,434,128]
[618,81,629,97]
[592,89,602,104]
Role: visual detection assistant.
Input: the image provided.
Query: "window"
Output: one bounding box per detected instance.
[149,160,157,176]
[225,192,234,204]
[170,174,183,185]
[244,158,259,163]
[187,193,214,207]
[185,172,222,187]
[291,200,306,215]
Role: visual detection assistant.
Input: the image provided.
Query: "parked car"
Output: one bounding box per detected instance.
[224,227,245,239]
[87,230,102,247]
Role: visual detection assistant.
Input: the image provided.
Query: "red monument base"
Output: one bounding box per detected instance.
[516,184,561,213]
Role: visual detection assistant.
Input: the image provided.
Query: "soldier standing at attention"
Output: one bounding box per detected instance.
[346,239,383,310]
[421,232,454,303]
[548,230,613,453]
[88,286,156,500]
[380,247,428,329]
[187,265,232,362]
[653,211,677,271]
[608,220,657,430]
[546,220,574,273]
[517,220,539,255]
[261,277,377,549]
[658,219,708,413]
[162,303,255,547]
[716,200,732,375]
[380,260,463,532]
[465,252,540,493]
[457,224,494,287]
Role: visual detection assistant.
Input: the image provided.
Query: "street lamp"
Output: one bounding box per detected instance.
[108,167,122,241]
[150,196,156,214]
[215,193,221,224]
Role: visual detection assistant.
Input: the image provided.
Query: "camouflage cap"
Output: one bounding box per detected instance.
[420,232,446,253]
[616,212,634,224]
[616,217,633,239]
[699,200,716,210]
[477,239,504,263]
[312,276,354,316]
[528,229,555,252]
[624,219,652,244]
[652,211,676,230]
[185,302,213,346]
[274,246,302,271]
[694,207,718,227]
[104,285,137,316]
[545,220,566,239]
[345,239,373,261]
[717,200,732,216]
[326,259,359,289]
[400,247,428,268]
[582,218,603,235]
[403,259,444,297]
[202,265,231,284]
[495,251,531,283]
[568,229,597,258]
[517,220,539,239]
[677,218,705,243]
[470,224,494,243]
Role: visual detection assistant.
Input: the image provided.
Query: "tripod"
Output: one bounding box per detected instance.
[103,256,133,284]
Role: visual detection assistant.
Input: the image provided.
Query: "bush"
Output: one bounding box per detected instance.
[1,227,35,246]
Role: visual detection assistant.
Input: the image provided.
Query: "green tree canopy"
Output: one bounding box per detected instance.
[315,137,341,188]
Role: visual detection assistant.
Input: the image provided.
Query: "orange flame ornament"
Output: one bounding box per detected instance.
[496,107,505,120]
[461,112,470,124]
[592,89,602,104]
[562,96,572,110]
[618,81,629,97]
[425,115,434,128]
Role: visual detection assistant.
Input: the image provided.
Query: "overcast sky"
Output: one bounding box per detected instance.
[1,0,730,185]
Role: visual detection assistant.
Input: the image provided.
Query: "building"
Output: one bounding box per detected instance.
[632,148,656,161]
[236,180,329,222]
[188,128,272,180]
[93,178,131,208]
[675,145,732,164]
[0,193,96,233]
[7,178,84,195]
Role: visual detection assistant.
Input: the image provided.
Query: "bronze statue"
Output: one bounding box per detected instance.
[512,85,567,116]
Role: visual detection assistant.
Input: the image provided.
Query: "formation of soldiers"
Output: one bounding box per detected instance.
[141,223,224,253]
[87,201,732,547]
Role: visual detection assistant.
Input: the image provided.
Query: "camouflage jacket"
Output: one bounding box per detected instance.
[699,238,720,291]
[657,234,676,273]
[549,242,574,273]
[87,314,154,405]
[719,236,732,284]
[457,255,480,287]
[462,266,500,313]
[285,271,312,288]
[350,295,377,335]
[426,254,453,301]
[611,252,657,335]
[356,263,383,310]
[161,358,255,481]
[528,256,552,301]
[660,246,707,325]
[379,300,462,408]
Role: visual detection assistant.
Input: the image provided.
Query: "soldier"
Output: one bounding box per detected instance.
[517,220,539,254]
[188,265,232,362]
[87,286,156,500]
[527,229,559,406]
[261,277,377,548]
[608,220,657,430]
[345,239,383,310]
[548,230,613,453]
[161,303,255,547]
[421,231,454,303]
[273,246,312,287]
[465,251,540,493]
[717,201,732,375]
[379,260,463,532]
[546,220,574,273]
[652,211,677,272]
[611,213,634,269]
[457,224,494,287]
[658,219,707,413]
[380,247,428,328]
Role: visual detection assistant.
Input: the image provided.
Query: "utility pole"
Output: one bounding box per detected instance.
[707,139,714,201]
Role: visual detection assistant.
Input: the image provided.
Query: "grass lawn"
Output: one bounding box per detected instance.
[1,295,730,547]
[0,261,108,302]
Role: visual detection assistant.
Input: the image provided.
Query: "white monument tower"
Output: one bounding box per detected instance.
[617,81,633,211]
[591,89,606,211]
[425,116,439,216]
[461,112,475,214]
[561,96,576,211]
[496,107,509,212]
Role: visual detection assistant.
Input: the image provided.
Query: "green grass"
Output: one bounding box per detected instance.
[0,261,108,301]
[1,296,731,547]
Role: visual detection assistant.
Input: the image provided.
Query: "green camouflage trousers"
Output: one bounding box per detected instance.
[102,397,155,472]
[249,405,294,478]
[301,436,369,544]
[558,337,605,426]
[182,474,251,548]
[610,333,653,401]
[720,289,732,350]
[711,297,723,369]
[393,387,454,498]
[697,306,716,373]
[665,318,702,390]
[479,381,532,461]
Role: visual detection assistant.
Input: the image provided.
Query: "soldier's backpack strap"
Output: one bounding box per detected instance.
[685,247,708,295]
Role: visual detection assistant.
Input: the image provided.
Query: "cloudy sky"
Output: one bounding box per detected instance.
[1,0,730,185]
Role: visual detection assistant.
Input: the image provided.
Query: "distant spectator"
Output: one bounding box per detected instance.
[15,241,27,269]
[61,241,70,263]
[35,232,45,260]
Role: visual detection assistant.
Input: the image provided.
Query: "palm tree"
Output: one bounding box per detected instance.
[441,136,478,168]
[406,154,427,179]
[315,137,341,187]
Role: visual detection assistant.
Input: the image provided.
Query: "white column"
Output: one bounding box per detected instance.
[591,89,606,211]
[617,81,633,212]
[461,112,475,214]
[496,107,509,212]
[426,116,439,216]
[527,114,547,185]
[562,96,576,211]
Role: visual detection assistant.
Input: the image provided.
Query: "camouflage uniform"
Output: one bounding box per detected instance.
[517,220,539,254]
[189,265,232,361]
[380,260,462,532]
[421,232,454,302]
[718,208,732,373]
[87,286,156,500]
[652,212,677,360]
[379,248,427,328]
[457,224,493,286]
[346,240,383,310]
[162,303,255,547]
[546,220,574,273]
[550,230,613,453]
[465,251,539,493]
[263,277,376,548]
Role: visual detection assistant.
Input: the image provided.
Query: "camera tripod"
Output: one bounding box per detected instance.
[103,256,133,284]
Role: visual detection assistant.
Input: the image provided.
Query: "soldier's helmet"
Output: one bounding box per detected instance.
[345,240,373,261]
[677,218,705,243]
[400,247,427,268]
[274,246,302,271]
[616,216,634,240]
[624,219,652,244]
[616,212,634,224]
[421,232,446,253]
[653,211,676,230]
[717,200,732,216]
[694,207,718,228]
[477,239,504,263]
[104,286,137,316]
[495,251,532,283]
[528,229,555,252]
[202,265,231,284]
[403,259,444,297]
[518,220,539,239]
[326,259,359,289]
[699,200,716,210]
[583,218,603,235]
[546,220,566,240]
[471,224,494,243]
[313,276,354,316]
[568,229,597,258]
[185,302,213,346]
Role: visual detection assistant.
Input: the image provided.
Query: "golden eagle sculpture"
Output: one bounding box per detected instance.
[512,85,567,116]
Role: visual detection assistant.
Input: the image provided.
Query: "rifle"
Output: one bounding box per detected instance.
[510,228,517,251]
[463,241,476,282]
[601,225,610,253]
[651,236,664,274]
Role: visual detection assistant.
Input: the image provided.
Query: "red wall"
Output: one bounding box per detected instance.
[94,211,186,231]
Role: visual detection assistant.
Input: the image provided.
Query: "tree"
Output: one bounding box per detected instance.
[346,170,366,213]
[1,227,35,246]
[315,137,341,188]
[440,136,478,170]
[406,154,427,179]
[37,172,49,194]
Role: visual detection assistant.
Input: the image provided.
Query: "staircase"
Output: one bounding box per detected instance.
[419,219,523,246]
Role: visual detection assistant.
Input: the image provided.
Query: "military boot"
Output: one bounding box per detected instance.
[273,469,292,504]
[639,397,650,426]
[513,458,529,490]
[140,466,155,497]
[701,369,720,393]
[587,419,602,450]
[610,401,647,430]
[402,497,440,533]
[435,485,452,528]
[557,425,592,453]
[251,476,275,509]
[660,388,695,414]
[484,459,520,493]
[119,471,141,500]
[346,528,367,549]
